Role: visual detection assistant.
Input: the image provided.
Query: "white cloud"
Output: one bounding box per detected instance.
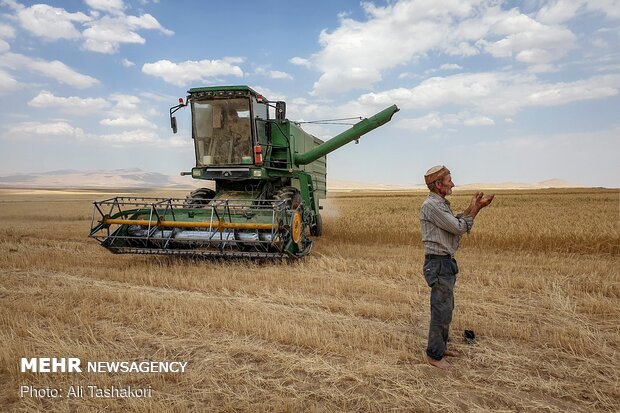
[308,0,486,94]
[0,69,18,93]
[483,12,576,64]
[28,90,109,114]
[99,129,159,145]
[586,0,620,19]
[0,53,99,89]
[82,15,150,53]
[358,72,620,116]
[440,63,463,70]
[290,57,311,67]
[5,1,172,54]
[109,94,140,110]
[397,112,445,131]
[526,75,620,106]
[0,39,9,53]
[142,58,244,86]
[396,111,495,131]
[536,1,584,24]
[0,23,16,39]
[303,0,585,95]
[8,121,86,139]
[126,14,173,35]
[15,3,90,41]
[256,67,293,80]
[82,13,173,54]
[4,119,173,148]
[269,70,292,80]
[85,0,125,14]
[312,67,382,95]
[100,115,154,128]
[463,115,494,126]
[121,58,135,67]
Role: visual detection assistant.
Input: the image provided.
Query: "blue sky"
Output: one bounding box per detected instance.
[0,0,618,187]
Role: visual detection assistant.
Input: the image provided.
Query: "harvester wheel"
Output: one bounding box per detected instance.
[291,210,303,245]
[184,188,216,208]
[310,214,322,236]
[274,187,302,209]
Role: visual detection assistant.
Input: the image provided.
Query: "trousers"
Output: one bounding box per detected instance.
[423,255,458,360]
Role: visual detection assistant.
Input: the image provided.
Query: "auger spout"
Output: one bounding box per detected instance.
[294,104,399,166]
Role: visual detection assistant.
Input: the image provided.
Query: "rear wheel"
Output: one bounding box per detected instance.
[310,213,322,236]
[183,188,216,208]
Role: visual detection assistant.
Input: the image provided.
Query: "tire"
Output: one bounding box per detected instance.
[310,213,322,236]
[184,188,216,208]
[274,186,302,209]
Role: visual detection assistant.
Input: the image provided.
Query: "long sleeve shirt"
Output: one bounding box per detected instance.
[419,192,473,257]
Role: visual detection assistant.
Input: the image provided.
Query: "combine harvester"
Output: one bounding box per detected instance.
[90,86,398,258]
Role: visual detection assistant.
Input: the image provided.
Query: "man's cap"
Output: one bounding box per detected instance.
[424,165,450,185]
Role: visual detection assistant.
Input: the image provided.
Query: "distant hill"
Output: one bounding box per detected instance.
[0,169,586,190]
[0,169,198,189]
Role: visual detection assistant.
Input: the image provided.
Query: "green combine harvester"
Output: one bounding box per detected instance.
[89,85,398,258]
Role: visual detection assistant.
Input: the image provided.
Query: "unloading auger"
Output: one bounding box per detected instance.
[89,85,399,258]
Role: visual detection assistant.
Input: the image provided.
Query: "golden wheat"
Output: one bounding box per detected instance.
[0,187,618,412]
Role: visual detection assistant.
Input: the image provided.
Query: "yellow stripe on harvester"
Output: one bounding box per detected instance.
[103,218,276,231]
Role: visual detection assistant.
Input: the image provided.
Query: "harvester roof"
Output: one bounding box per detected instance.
[187,85,264,100]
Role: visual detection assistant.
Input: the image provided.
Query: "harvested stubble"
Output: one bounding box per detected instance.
[0,187,618,412]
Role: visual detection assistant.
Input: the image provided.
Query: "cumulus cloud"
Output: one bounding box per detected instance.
[8,121,86,139]
[303,0,585,95]
[585,0,620,20]
[28,90,109,114]
[268,70,292,80]
[121,58,135,67]
[26,90,158,135]
[85,0,124,14]
[463,115,494,126]
[109,94,140,110]
[4,0,172,54]
[440,63,463,70]
[0,39,9,53]
[99,129,158,144]
[396,111,495,131]
[255,67,293,80]
[536,0,584,24]
[142,58,244,86]
[0,69,18,93]
[0,23,15,39]
[14,3,90,41]
[482,11,576,64]
[4,120,170,148]
[290,57,311,67]
[0,53,99,89]
[100,115,155,128]
[358,72,620,116]
[82,14,173,54]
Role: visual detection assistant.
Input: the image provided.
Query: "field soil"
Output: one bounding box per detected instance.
[0,187,618,412]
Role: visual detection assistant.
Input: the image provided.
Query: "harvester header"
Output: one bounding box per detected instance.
[90,85,399,258]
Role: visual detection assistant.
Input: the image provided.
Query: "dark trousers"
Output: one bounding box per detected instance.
[423,255,458,360]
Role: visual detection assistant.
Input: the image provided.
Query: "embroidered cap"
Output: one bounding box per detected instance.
[424,165,450,185]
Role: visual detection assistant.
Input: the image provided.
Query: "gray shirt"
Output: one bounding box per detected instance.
[419,192,473,257]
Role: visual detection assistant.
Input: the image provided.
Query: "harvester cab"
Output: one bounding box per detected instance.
[90,85,399,258]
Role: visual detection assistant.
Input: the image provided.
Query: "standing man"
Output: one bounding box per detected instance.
[419,165,494,370]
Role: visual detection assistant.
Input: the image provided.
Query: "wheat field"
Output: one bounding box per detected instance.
[0,187,618,412]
